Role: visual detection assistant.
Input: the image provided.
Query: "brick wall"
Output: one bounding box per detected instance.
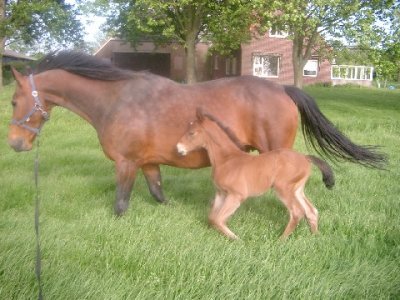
[241,33,332,86]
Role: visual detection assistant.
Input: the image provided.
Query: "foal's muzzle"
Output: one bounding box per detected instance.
[176,143,188,156]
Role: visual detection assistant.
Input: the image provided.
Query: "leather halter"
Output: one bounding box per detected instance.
[11,74,50,135]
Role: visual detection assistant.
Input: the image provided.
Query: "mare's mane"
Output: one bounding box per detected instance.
[202,112,247,152]
[34,50,137,81]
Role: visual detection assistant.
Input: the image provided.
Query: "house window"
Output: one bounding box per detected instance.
[214,55,219,70]
[269,26,288,38]
[252,54,280,78]
[225,57,238,76]
[303,60,318,77]
[331,65,373,80]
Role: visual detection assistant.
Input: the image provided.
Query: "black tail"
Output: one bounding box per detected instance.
[284,85,387,169]
[307,155,335,189]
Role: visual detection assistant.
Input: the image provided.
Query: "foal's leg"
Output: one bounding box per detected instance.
[142,164,167,204]
[115,159,137,216]
[209,194,242,240]
[208,191,225,222]
[275,186,305,238]
[295,186,319,234]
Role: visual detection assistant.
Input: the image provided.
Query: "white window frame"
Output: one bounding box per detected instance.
[331,65,374,81]
[303,60,318,77]
[252,54,280,78]
[269,28,288,38]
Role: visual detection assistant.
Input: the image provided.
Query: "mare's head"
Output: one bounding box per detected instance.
[8,68,50,151]
[176,109,207,156]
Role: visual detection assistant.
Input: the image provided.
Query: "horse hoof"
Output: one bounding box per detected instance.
[114,202,129,216]
[156,197,168,205]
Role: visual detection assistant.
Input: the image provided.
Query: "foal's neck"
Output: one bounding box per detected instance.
[202,119,243,166]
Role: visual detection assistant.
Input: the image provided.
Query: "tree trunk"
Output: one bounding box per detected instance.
[0,0,5,89]
[293,58,304,89]
[292,36,305,89]
[185,35,197,84]
[184,26,198,84]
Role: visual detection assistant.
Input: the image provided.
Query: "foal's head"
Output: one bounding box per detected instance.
[177,108,246,156]
[176,118,206,156]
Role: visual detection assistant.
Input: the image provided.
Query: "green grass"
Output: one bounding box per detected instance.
[1,83,399,299]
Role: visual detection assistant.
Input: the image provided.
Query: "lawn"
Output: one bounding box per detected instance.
[0,83,399,299]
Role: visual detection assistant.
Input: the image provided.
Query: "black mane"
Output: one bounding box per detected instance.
[34,50,135,81]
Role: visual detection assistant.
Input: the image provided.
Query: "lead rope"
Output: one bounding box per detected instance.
[34,137,43,300]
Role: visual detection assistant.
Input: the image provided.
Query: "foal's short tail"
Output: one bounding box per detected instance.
[307,155,335,189]
[284,85,387,169]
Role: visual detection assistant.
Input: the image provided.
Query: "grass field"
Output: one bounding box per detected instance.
[0,83,399,299]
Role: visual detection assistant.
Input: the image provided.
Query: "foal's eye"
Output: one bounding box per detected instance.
[189,131,196,136]
[11,101,16,108]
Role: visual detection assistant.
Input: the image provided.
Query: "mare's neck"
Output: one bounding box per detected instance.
[202,119,243,167]
[35,69,122,130]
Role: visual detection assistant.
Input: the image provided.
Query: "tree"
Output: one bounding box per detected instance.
[259,0,396,88]
[0,0,84,87]
[380,5,400,83]
[93,0,256,83]
[333,3,400,87]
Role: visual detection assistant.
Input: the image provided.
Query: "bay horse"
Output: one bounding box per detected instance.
[7,51,385,216]
[176,109,334,239]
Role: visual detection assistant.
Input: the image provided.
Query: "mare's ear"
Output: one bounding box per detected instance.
[196,107,205,122]
[11,67,24,86]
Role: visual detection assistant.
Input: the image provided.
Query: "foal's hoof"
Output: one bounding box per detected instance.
[278,234,289,242]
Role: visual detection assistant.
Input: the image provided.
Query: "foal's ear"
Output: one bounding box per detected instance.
[11,67,24,86]
[196,107,205,122]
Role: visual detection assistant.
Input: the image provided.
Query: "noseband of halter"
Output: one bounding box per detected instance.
[11,74,50,135]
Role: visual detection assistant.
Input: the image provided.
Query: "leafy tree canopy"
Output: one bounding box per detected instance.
[93,0,256,54]
[1,0,84,54]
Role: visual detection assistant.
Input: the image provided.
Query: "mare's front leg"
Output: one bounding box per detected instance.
[142,164,167,203]
[115,159,137,216]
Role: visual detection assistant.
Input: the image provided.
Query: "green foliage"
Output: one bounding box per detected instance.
[1,0,84,52]
[258,0,398,87]
[1,84,400,298]
[95,0,255,53]
[91,0,258,82]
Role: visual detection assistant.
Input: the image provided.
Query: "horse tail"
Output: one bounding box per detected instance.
[307,155,335,189]
[284,85,387,169]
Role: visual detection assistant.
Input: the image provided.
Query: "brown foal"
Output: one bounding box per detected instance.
[177,110,334,239]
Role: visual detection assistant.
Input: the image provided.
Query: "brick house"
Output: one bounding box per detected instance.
[212,30,332,85]
[95,34,373,86]
[95,38,210,82]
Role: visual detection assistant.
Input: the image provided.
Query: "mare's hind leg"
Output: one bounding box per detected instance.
[275,186,305,238]
[142,164,167,203]
[208,194,242,240]
[295,186,319,234]
[115,159,137,216]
